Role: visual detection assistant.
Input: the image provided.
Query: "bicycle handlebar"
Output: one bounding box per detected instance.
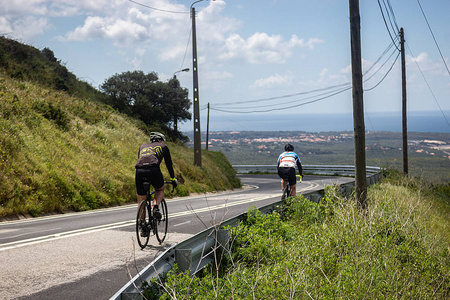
[164,180,176,192]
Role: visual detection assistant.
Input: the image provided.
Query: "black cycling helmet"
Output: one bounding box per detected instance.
[150,132,166,142]
[285,143,294,152]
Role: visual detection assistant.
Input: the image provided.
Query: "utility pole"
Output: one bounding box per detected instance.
[206,102,210,150]
[191,5,202,167]
[349,0,367,210]
[400,28,408,175]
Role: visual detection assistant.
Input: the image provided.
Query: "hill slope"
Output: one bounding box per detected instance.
[0,39,240,220]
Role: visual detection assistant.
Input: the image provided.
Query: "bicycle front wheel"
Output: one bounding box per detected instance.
[136,200,151,249]
[155,199,168,244]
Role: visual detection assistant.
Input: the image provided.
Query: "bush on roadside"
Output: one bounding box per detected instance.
[152,172,449,299]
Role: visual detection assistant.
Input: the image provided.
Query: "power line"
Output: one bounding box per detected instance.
[406,42,450,127]
[213,82,351,108]
[127,0,189,14]
[416,0,450,76]
[210,41,398,113]
[384,0,400,33]
[365,51,400,91]
[210,86,352,114]
[213,86,351,111]
[377,0,400,51]
[179,28,192,71]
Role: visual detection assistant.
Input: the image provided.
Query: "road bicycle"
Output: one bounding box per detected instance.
[136,180,174,249]
[281,174,302,201]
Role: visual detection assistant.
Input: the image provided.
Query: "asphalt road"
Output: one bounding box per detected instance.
[0,174,353,300]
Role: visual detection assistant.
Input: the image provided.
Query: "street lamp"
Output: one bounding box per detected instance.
[172,68,190,133]
[173,68,190,79]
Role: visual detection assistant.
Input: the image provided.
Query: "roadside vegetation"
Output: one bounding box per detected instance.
[144,170,449,299]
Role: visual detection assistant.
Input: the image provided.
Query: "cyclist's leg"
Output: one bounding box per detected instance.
[278,167,289,191]
[135,168,150,220]
[154,185,164,206]
[150,167,165,206]
[287,168,297,197]
[290,184,297,197]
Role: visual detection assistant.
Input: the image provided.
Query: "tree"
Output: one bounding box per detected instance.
[168,77,191,134]
[100,70,158,114]
[100,70,191,139]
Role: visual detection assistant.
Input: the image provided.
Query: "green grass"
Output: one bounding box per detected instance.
[0,74,241,219]
[148,170,449,299]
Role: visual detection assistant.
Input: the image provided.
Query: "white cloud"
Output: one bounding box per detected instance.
[250,73,294,89]
[0,15,50,40]
[218,32,323,64]
[201,70,234,91]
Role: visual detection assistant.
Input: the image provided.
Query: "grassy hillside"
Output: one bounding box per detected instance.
[0,36,104,101]
[0,73,240,220]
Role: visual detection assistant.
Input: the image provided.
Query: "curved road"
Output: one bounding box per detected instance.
[0,174,353,300]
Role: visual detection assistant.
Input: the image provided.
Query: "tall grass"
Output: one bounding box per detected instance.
[152,171,449,299]
[0,74,240,219]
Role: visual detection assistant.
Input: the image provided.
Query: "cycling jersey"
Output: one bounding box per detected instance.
[135,141,174,178]
[277,151,303,186]
[277,151,302,172]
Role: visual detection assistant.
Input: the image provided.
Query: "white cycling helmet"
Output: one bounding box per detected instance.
[150,132,166,142]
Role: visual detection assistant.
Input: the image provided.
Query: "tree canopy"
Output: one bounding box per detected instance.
[100,70,191,139]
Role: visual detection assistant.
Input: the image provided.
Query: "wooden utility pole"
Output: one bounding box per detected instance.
[349,0,367,210]
[400,28,408,175]
[191,6,202,167]
[206,103,210,150]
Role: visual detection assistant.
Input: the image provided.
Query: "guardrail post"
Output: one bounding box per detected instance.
[175,228,230,274]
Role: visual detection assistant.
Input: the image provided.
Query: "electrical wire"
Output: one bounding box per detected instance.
[213,86,353,111]
[377,0,400,51]
[384,0,400,33]
[179,28,192,71]
[213,41,397,110]
[406,42,450,127]
[416,0,450,76]
[212,82,351,108]
[127,0,189,13]
[365,51,400,91]
[210,40,398,113]
[362,42,398,84]
[210,86,352,114]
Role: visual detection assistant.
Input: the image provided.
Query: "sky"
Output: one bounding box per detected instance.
[1,0,449,132]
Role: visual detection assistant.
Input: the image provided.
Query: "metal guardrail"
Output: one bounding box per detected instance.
[110,165,383,300]
[232,164,382,176]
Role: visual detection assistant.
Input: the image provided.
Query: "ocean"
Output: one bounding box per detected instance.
[180,110,450,133]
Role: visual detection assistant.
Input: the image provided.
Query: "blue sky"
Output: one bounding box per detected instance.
[2,0,449,132]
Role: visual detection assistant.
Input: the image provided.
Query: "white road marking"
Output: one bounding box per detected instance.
[0,193,278,252]
[173,221,191,227]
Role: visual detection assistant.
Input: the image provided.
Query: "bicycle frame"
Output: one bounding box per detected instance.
[136,180,174,249]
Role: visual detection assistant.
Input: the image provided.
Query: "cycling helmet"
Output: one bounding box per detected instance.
[150,132,166,142]
[285,143,294,152]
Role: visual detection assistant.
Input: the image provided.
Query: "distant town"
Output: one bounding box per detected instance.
[186,131,450,160]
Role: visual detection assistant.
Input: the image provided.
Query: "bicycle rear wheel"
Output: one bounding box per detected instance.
[282,184,291,200]
[155,199,168,244]
[136,200,151,249]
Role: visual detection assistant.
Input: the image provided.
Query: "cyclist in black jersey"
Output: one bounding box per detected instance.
[135,132,177,219]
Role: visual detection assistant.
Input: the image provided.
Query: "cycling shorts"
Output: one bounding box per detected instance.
[135,167,164,196]
[278,167,296,186]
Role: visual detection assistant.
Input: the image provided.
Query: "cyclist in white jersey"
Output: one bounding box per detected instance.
[277,143,303,197]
